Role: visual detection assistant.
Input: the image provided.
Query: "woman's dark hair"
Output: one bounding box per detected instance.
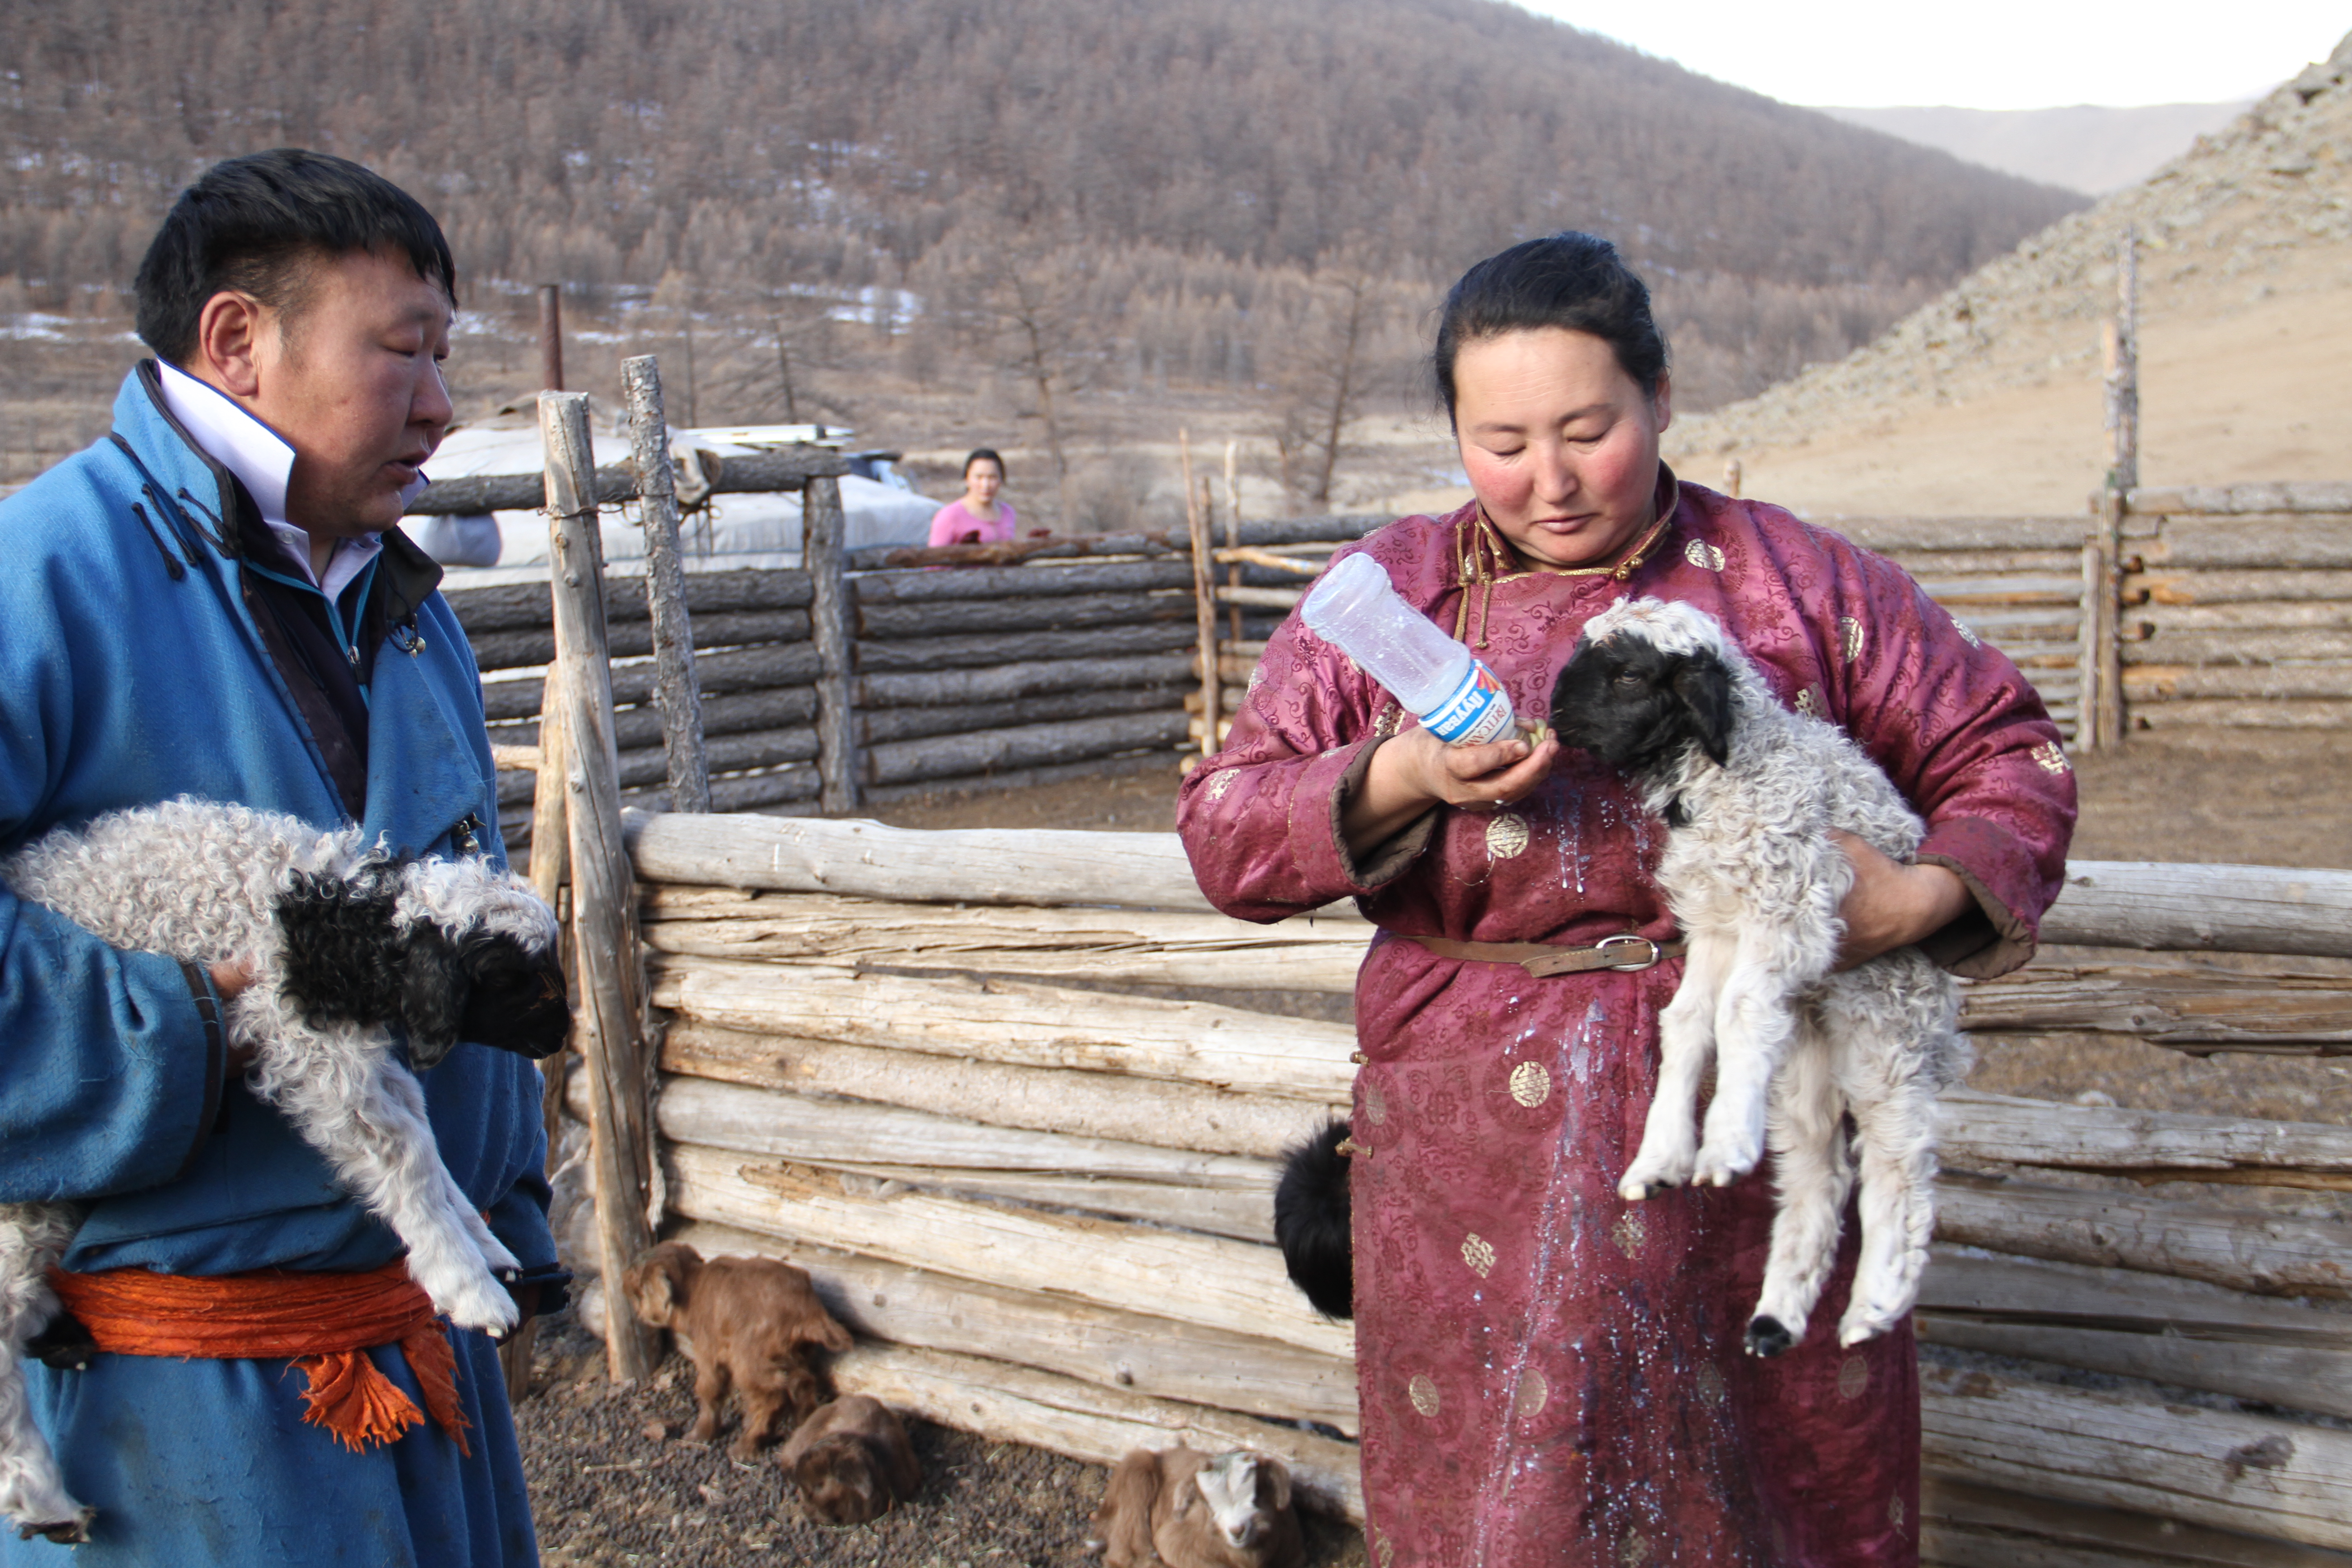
[134,148,457,364]
[963,448,1005,480]
[1432,232,1669,419]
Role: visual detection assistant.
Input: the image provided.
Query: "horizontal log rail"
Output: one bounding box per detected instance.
[666,1140,1355,1359]
[828,1342,1365,1521]
[675,1221,1359,1433]
[2127,569,2352,607]
[1919,1475,2352,1568]
[1940,1087,2352,1180]
[446,568,812,634]
[409,444,851,514]
[638,886,1368,991]
[626,818,2352,956]
[647,955,1358,1101]
[655,1021,1342,1159]
[1956,961,2352,1050]
[859,516,1382,571]
[1921,1359,2352,1551]
[1934,1175,2352,1298]
[2127,482,2352,516]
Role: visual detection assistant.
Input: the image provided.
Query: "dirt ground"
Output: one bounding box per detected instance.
[519,727,2352,1563]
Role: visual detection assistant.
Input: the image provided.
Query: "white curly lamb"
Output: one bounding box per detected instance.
[1549,598,1970,1358]
[0,798,568,1542]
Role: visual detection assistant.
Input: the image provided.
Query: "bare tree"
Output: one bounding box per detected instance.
[922,222,1107,529]
[1266,262,1398,511]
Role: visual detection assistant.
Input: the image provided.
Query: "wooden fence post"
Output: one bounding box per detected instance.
[620,355,711,813]
[2087,226,2140,751]
[540,390,662,1381]
[805,474,861,813]
[1181,430,1219,755]
[538,284,564,392]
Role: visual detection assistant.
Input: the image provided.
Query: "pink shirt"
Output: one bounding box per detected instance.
[927,498,1017,548]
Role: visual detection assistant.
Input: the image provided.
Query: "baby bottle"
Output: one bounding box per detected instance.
[1301,553,1516,745]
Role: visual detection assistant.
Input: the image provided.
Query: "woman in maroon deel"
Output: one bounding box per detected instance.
[1177,233,2075,1567]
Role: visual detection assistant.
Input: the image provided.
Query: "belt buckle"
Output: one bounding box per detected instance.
[1596,934,1662,972]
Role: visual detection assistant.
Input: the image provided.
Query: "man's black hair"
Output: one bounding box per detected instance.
[133,148,456,364]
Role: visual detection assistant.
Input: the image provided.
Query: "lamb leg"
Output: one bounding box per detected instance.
[1620,929,1732,1200]
[0,1206,93,1543]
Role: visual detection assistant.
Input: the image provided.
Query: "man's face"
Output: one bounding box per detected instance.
[244,247,456,537]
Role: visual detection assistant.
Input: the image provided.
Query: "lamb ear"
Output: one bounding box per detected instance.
[642,1262,678,1322]
[1260,1456,1292,1511]
[399,923,467,1070]
[1669,650,1735,765]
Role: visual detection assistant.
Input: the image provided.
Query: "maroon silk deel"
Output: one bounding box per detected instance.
[1176,478,2076,1568]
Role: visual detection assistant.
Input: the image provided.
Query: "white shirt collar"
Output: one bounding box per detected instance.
[155,359,389,601]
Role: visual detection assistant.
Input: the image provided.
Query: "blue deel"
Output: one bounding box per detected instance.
[0,368,556,1566]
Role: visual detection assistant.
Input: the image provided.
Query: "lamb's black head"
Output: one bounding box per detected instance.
[1549,628,1735,775]
[276,859,569,1071]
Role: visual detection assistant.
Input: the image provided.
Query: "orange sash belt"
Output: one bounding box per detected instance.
[49,1259,471,1457]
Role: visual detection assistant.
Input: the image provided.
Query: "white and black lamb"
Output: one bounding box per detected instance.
[0,797,568,1543]
[1548,598,1969,1358]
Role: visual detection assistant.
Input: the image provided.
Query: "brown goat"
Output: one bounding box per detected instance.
[778,1395,924,1525]
[1088,1446,1306,1568]
[620,1241,854,1460]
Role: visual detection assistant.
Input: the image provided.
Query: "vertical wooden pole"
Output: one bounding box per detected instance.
[499,675,575,1405]
[620,355,711,814]
[805,475,860,813]
[1222,442,1243,644]
[1723,457,1743,499]
[540,390,661,1382]
[2106,227,2140,496]
[538,285,564,392]
[2087,226,2139,751]
[1182,429,1220,755]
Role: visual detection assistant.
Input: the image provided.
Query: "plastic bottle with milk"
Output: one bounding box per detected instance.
[1301,552,1516,745]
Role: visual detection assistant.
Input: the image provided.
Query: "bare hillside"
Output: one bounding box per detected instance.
[1819,102,2251,196]
[1666,34,2352,518]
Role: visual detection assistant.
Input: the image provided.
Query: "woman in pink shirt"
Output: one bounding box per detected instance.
[927,449,1016,546]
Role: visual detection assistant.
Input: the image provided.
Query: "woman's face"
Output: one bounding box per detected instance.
[1452,328,1671,571]
[965,460,1004,506]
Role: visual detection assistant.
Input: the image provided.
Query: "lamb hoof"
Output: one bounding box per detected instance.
[1744,1316,1794,1358]
[20,1509,94,1545]
[431,1276,521,1336]
[1838,1315,1894,1348]
[1617,1177,1656,1202]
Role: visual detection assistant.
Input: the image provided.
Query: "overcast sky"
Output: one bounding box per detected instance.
[1509,1,2349,111]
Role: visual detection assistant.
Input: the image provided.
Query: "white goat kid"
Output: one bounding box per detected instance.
[0,798,568,1542]
[1548,598,1969,1357]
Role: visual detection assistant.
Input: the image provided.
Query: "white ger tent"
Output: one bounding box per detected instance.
[400,416,939,571]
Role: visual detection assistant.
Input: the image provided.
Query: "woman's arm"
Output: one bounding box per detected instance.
[1833,832,1969,969]
[1816,540,2078,978]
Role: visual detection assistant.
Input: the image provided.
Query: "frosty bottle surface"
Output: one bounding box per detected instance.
[1300,553,1516,745]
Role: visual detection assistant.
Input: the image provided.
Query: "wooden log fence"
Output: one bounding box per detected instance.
[481,363,2352,1554]
[507,805,2352,1558]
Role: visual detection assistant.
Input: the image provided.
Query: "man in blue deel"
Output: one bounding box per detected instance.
[0,149,564,1564]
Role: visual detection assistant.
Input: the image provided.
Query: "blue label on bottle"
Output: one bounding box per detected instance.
[1420,659,1515,745]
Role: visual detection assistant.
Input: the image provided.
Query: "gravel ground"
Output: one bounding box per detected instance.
[517,1315,1368,1568]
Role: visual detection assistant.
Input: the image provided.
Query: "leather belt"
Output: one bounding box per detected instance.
[1407,933,1686,977]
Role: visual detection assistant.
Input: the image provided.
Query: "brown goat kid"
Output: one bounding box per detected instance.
[621,1241,854,1460]
[1088,1446,1306,1568]
[778,1395,923,1525]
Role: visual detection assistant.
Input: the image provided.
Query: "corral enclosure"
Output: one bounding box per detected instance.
[548,813,2352,1565]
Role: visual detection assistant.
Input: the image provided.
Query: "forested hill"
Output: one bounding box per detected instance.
[0,0,2086,413]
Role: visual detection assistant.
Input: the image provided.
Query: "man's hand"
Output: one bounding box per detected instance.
[210,960,257,1080]
[1832,831,1969,969]
[1342,725,1559,856]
